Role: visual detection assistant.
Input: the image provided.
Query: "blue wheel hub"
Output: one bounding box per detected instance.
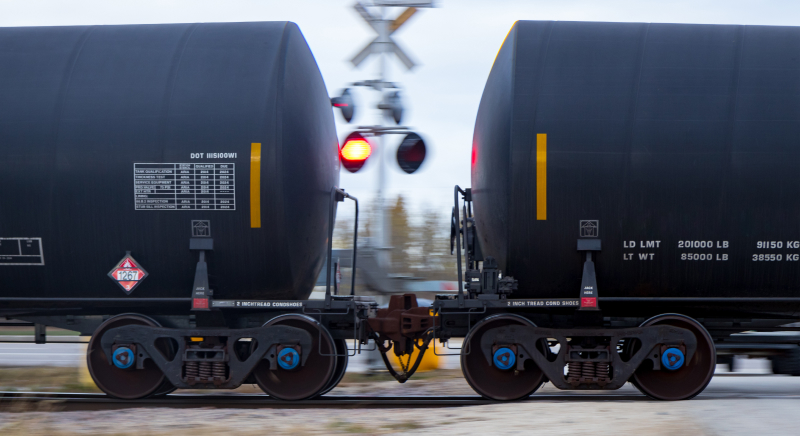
[493,347,516,370]
[112,347,135,369]
[662,347,685,371]
[278,348,300,370]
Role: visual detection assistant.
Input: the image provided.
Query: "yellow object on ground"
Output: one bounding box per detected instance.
[388,345,441,372]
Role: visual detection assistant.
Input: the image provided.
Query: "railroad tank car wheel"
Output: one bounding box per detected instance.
[150,380,178,397]
[460,314,545,401]
[252,314,337,400]
[717,355,735,373]
[318,339,349,396]
[770,348,800,376]
[150,344,179,396]
[631,314,715,401]
[150,328,179,397]
[87,314,171,400]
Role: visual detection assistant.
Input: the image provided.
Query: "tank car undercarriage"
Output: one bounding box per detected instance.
[5,187,799,401]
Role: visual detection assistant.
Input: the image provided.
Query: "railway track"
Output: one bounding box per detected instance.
[2,383,800,411]
[0,391,649,411]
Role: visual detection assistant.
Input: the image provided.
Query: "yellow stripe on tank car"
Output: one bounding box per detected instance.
[250,143,262,228]
[536,134,547,221]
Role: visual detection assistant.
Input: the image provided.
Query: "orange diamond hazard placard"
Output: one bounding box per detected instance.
[108,252,148,294]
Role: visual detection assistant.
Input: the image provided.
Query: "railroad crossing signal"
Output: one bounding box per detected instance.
[350,1,434,70]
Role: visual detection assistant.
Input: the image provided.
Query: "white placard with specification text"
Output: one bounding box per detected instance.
[134,163,235,210]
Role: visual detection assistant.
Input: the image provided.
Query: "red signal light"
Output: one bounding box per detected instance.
[340,132,372,173]
[342,139,371,161]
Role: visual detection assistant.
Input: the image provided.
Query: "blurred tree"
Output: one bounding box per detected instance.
[333,199,376,249]
[332,216,353,249]
[333,195,456,281]
[414,207,456,280]
[389,196,412,274]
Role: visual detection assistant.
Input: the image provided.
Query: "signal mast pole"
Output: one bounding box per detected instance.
[345,1,435,268]
[375,5,388,268]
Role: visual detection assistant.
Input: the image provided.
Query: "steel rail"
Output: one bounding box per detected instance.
[3,388,800,411]
[0,391,648,410]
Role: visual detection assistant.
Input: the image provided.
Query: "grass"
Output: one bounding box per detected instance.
[327,419,421,434]
[0,327,80,336]
[327,420,374,434]
[339,371,398,384]
[385,422,422,431]
[0,367,100,393]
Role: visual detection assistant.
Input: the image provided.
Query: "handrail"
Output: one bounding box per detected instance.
[325,187,360,307]
[453,185,468,307]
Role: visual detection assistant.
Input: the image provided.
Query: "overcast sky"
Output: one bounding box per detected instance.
[2,0,800,219]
